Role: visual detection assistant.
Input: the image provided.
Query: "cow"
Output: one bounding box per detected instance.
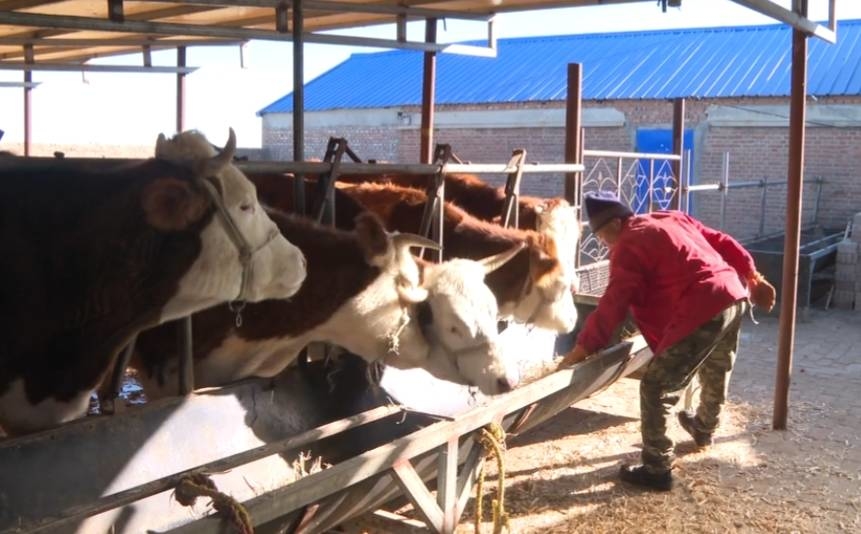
[335,172,553,229]
[246,172,578,334]
[131,208,522,400]
[334,172,582,274]
[0,129,307,436]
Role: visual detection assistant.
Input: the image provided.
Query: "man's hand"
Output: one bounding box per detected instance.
[748,271,776,312]
[558,344,590,369]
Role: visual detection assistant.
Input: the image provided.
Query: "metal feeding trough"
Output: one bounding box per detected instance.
[744,226,843,317]
[0,302,651,534]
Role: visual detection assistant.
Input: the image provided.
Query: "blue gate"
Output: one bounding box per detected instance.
[634,128,694,214]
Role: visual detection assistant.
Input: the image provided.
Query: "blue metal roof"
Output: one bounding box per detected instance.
[258,20,861,115]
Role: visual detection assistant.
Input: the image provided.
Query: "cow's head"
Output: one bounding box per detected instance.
[518,234,579,332]
[391,246,523,396]
[534,198,581,285]
[151,128,306,321]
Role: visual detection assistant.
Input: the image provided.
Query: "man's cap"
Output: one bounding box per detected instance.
[584,190,634,232]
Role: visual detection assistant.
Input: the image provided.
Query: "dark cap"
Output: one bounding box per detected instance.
[584,191,634,232]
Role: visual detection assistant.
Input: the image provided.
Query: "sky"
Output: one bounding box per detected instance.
[1,0,860,149]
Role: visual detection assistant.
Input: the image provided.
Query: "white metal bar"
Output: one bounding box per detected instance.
[392,460,444,532]
[584,149,682,161]
[443,163,586,174]
[0,63,198,73]
[0,81,41,88]
[729,0,837,43]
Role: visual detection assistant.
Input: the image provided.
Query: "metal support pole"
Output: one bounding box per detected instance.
[648,159,655,213]
[813,176,823,225]
[759,177,768,237]
[176,46,186,133]
[683,148,693,214]
[420,18,437,164]
[774,9,808,431]
[178,317,194,395]
[720,152,729,230]
[564,63,583,205]
[500,149,526,229]
[671,97,685,210]
[292,0,305,216]
[23,44,33,156]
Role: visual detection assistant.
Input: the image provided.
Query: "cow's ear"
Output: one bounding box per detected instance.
[528,237,561,287]
[142,177,210,231]
[354,212,389,263]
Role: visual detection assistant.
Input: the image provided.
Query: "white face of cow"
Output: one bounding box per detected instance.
[391,247,523,396]
[152,129,307,321]
[534,199,581,289]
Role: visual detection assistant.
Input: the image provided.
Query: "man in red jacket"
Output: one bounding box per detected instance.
[559,191,775,491]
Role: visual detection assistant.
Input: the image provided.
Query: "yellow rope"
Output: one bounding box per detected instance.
[173,473,254,534]
[474,422,510,534]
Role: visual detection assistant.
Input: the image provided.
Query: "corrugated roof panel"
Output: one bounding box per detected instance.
[258,20,861,115]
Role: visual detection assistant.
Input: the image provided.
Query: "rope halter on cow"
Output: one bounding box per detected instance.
[195,177,280,327]
[180,128,279,327]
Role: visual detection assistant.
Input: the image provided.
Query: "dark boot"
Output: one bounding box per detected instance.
[619,464,673,491]
[677,411,714,448]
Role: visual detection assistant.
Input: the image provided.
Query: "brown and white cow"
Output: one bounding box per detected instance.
[334,183,578,333]
[335,172,582,275]
[0,129,306,435]
[335,172,555,226]
[132,209,520,399]
[246,172,577,333]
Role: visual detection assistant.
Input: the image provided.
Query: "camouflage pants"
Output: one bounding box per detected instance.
[639,299,747,473]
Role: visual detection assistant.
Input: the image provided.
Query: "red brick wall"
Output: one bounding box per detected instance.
[263,96,861,241]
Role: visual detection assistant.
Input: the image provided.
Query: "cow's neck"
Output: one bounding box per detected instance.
[132,212,384,387]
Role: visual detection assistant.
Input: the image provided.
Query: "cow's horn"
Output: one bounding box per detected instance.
[391,232,441,251]
[208,128,237,172]
[478,242,526,274]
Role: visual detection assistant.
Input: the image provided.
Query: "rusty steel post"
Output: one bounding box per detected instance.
[564,63,583,205]
[23,44,33,156]
[420,18,437,164]
[774,19,808,431]
[671,98,685,210]
[292,0,306,215]
[176,46,186,133]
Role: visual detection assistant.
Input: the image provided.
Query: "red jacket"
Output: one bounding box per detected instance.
[577,211,755,357]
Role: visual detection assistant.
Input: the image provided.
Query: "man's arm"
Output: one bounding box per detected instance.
[569,246,645,357]
[685,213,775,311]
[684,213,756,278]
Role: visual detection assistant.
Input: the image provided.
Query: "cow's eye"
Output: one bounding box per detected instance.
[239,203,254,213]
[449,326,461,336]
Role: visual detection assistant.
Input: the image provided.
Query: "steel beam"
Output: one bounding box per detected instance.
[774,7,809,431]
[0,62,198,73]
[0,37,242,47]
[0,11,496,55]
[729,0,836,43]
[420,18,437,164]
[564,63,583,205]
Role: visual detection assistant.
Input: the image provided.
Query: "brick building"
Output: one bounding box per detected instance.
[259,21,861,242]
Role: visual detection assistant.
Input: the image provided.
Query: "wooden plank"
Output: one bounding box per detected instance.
[14,403,401,534]
[392,460,444,532]
[436,438,459,533]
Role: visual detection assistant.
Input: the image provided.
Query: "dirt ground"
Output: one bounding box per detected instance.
[348,309,861,533]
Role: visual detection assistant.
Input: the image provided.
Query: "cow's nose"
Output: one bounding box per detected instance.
[496,377,513,394]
